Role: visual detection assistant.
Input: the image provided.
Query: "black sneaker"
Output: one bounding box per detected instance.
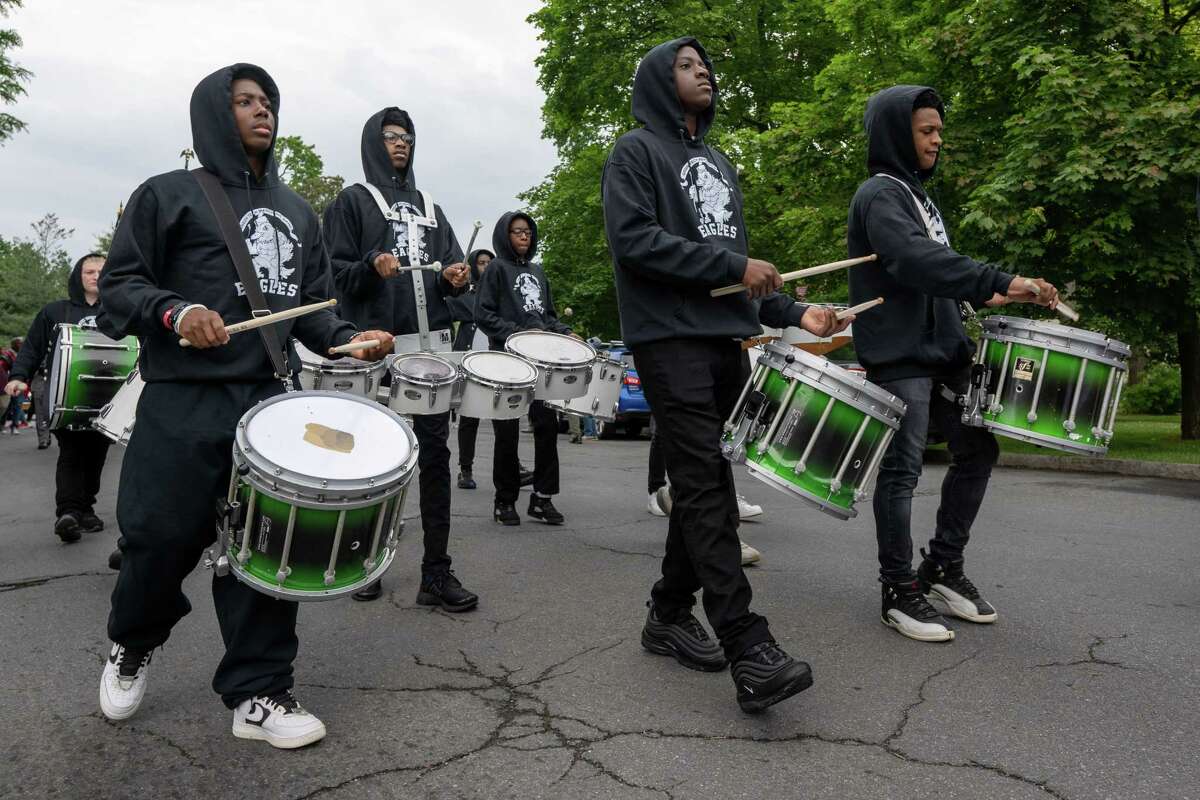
[569,433,582,444]
[78,513,104,533]
[519,466,535,487]
[457,469,477,490]
[641,604,726,672]
[917,548,997,623]
[54,513,81,543]
[108,549,122,571]
[881,578,954,642]
[731,641,813,714]
[494,502,521,526]
[417,569,479,612]
[352,579,383,602]
[527,495,564,525]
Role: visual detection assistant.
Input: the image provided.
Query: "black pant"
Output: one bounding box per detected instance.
[32,374,50,447]
[53,429,111,517]
[872,373,999,582]
[457,415,480,470]
[108,381,299,709]
[631,338,770,660]
[647,415,667,495]
[412,411,453,574]
[492,400,558,503]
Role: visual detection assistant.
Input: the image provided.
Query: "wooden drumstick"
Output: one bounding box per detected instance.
[711,254,879,297]
[1024,280,1080,322]
[835,297,884,320]
[179,299,337,347]
[328,338,381,355]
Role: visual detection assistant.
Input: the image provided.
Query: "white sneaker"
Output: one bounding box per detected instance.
[739,539,761,566]
[655,484,673,515]
[232,690,327,749]
[737,494,763,521]
[99,643,153,721]
[647,491,667,517]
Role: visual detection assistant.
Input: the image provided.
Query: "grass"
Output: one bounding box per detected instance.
[930,415,1200,464]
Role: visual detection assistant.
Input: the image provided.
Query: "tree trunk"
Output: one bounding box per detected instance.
[1180,311,1200,440]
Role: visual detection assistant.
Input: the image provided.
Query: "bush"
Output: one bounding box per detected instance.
[1121,362,1182,415]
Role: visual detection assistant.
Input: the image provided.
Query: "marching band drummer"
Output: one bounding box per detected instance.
[95,63,392,748]
[847,85,1058,642]
[447,248,495,491]
[323,107,479,611]
[601,37,849,713]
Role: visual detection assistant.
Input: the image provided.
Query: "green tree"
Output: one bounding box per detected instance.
[274,135,345,216]
[0,214,74,339]
[0,0,31,146]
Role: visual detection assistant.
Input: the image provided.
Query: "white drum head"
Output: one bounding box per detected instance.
[244,393,411,481]
[394,354,456,383]
[462,351,538,385]
[506,331,593,366]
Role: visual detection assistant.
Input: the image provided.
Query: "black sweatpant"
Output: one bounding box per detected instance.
[647,415,667,495]
[492,400,558,504]
[412,411,453,574]
[457,415,480,470]
[108,381,299,709]
[631,338,770,661]
[53,429,111,517]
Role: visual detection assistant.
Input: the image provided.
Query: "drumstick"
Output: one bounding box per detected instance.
[1024,280,1080,322]
[178,299,337,347]
[393,261,443,274]
[328,339,381,355]
[710,254,879,297]
[463,220,483,260]
[835,297,883,320]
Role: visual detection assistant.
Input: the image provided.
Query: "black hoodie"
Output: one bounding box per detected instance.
[847,85,1015,383]
[98,63,355,383]
[323,108,464,335]
[473,213,571,350]
[447,248,494,351]
[10,254,104,382]
[601,37,809,347]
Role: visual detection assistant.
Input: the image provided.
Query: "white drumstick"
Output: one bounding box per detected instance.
[835,297,883,320]
[711,254,879,297]
[1024,280,1079,322]
[328,339,381,355]
[179,299,337,347]
[463,220,483,260]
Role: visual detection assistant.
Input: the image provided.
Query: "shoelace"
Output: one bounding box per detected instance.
[262,689,300,713]
[943,569,982,600]
[893,584,943,622]
[116,648,152,680]
[742,641,785,665]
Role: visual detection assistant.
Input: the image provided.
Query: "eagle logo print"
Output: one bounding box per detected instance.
[389,201,430,265]
[514,272,544,314]
[238,208,300,297]
[680,157,738,239]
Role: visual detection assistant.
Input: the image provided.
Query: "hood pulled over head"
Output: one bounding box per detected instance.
[190,63,281,185]
[864,84,944,189]
[467,248,495,283]
[361,107,416,191]
[68,252,104,303]
[491,212,537,264]
[631,37,717,140]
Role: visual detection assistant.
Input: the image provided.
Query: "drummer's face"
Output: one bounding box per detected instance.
[476,253,492,274]
[912,107,943,171]
[508,220,532,257]
[80,257,103,294]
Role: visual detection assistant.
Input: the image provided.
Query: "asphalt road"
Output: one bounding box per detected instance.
[1,423,1197,800]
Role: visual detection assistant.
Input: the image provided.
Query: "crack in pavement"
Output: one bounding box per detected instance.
[0,571,112,593]
[580,541,661,559]
[98,714,208,770]
[883,652,978,748]
[1031,634,1133,671]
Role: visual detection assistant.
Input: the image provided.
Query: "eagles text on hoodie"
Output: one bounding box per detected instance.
[323,108,464,336]
[10,254,104,382]
[847,85,1015,383]
[601,37,808,347]
[98,63,355,383]
[473,213,571,350]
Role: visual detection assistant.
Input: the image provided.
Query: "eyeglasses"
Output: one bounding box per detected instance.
[509,229,533,238]
[381,132,414,146]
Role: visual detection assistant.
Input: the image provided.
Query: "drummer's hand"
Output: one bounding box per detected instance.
[984,292,1010,308]
[741,258,783,299]
[443,262,469,288]
[4,379,26,397]
[1007,276,1059,309]
[800,306,852,337]
[350,330,394,361]
[373,252,400,279]
[178,308,230,348]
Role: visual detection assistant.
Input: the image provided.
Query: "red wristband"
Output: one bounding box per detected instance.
[163,307,174,330]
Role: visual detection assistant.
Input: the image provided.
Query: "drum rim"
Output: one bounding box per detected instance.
[461,350,539,389]
[390,353,460,387]
[761,342,906,424]
[980,418,1109,455]
[236,390,419,499]
[227,540,398,601]
[746,461,856,520]
[982,315,1131,362]
[504,330,596,368]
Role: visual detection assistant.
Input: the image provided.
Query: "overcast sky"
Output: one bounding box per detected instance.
[0,0,559,258]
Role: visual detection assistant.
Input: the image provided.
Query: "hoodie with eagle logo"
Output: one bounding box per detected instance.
[98,63,355,382]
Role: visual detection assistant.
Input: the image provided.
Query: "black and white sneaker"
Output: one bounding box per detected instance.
[731,641,813,713]
[99,643,153,720]
[527,495,564,525]
[494,502,520,526]
[54,513,81,543]
[881,578,955,642]
[641,604,727,672]
[232,689,327,749]
[417,569,479,612]
[917,549,997,623]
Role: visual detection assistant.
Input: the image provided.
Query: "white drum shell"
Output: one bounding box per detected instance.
[92,368,144,445]
[547,357,625,421]
[293,341,385,397]
[458,351,537,420]
[387,354,458,416]
[504,331,596,401]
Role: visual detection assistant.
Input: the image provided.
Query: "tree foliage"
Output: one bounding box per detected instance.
[0,214,74,339]
[0,0,31,146]
[274,135,345,216]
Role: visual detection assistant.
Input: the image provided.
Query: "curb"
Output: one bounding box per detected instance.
[923,449,1200,482]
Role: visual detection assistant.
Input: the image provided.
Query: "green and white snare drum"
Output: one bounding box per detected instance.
[47,324,140,430]
[722,342,906,520]
[961,316,1129,455]
[214,390,418,601]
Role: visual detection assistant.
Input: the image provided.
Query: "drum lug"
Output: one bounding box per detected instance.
[203,548,230,578]
[1027,412,1039,423]
[1062,419,1076,433]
